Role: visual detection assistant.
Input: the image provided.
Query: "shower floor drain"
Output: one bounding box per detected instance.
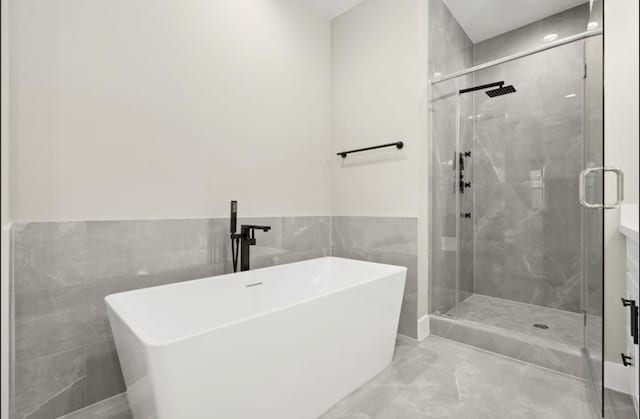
[533,324,549,330]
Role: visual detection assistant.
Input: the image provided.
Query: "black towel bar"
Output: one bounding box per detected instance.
[337,141,404,159]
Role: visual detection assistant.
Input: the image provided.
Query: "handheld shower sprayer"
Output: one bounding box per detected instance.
[230,201,240,272]
[230,200,237,235]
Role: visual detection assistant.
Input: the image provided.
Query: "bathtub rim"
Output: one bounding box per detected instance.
[106,256,407,348]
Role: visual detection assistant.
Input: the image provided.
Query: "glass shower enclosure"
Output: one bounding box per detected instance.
[428,0,610,416]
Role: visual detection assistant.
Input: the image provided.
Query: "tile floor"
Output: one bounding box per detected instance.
[320,335,605,419]
[61,335,635,419]
[58,394,132,419]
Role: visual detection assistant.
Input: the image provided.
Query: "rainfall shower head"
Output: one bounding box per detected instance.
[459,80,517,97]
[486,84,516,97]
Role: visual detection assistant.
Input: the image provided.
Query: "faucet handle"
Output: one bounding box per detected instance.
[241,224,271,232]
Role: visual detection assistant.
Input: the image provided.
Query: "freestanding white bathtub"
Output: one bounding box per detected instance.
[106,256,406,419]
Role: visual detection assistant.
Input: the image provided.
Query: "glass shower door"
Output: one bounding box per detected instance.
[451,35,610,417]
[454,40,589,338]
[428,0,610,415]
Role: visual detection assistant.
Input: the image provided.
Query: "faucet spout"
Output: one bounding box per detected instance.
[239,224,271,271]
[242,225,271,232]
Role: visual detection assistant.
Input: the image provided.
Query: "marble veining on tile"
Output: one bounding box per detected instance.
[321,335,606,419]
[331,216,418,339]
[429,0,592,326]
[50,335,638,419]
[10,216,330,419]
[466,4,590,314]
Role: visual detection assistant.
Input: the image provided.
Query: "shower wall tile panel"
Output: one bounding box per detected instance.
[428,0,474,315]
[469,4,590,312]
[429,2,591,314]
[10,216,330,419]
[331,216,418,338]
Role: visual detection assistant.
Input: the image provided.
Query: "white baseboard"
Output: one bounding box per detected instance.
[605,361,632,395]
[417,315,430,341]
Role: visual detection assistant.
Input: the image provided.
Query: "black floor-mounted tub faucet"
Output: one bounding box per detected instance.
[230,201,271,272]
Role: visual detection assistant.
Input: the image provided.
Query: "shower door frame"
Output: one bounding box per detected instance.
[582,19,606,417]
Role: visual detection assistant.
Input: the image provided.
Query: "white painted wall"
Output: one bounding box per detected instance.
[1,0,10,415]
[604,0,639,363]
[9,0,331,222]
[330,0,425,218]
[330,0,429,317]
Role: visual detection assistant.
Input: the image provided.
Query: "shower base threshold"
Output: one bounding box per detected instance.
[449,294,594,348]
[430,294,592,378]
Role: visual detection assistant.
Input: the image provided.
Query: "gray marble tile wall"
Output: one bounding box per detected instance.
[9,216,330,419]
[470,4,590,312]
[331,216,418,338]
[428,0,474,315]
[429,1,592,316]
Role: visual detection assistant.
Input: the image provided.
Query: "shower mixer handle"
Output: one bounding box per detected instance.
[456,152,473,194]
[460,180,471,194]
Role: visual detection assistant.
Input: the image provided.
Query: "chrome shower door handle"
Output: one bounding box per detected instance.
[579,166,624,209]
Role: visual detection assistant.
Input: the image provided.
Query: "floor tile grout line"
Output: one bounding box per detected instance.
[20,376,84,419]
[57,392,127,419]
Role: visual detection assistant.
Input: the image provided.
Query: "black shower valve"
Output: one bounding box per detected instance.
[464,151,471,157]
[461,212,472,219]
[459,181,472,194]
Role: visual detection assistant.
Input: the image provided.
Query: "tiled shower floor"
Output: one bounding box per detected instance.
[446,294,588,347]
[62,336,635,419]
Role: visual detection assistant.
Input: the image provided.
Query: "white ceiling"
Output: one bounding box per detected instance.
[302,0,366,20]
[443,0,589,43]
